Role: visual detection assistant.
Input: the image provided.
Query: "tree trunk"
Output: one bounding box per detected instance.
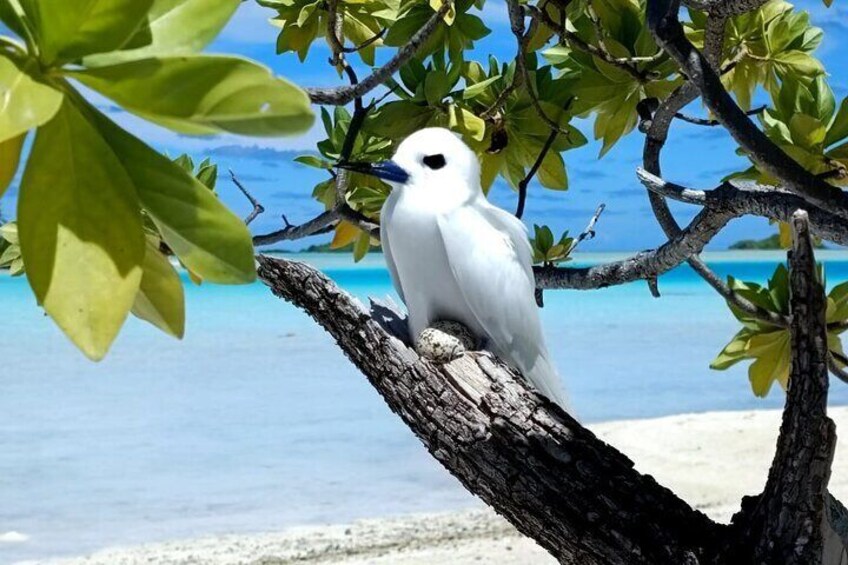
[255,211,845,563]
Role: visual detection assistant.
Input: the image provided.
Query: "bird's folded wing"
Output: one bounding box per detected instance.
[435,205,543,370]
[381,222,405,303]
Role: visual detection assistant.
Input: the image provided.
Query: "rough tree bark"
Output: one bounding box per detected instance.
[256,211,846,563]
[725,211,841,564]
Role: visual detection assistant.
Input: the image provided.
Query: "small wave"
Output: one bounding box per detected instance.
[0,531,28,543]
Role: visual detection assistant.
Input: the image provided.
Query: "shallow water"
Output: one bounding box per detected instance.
[2,251,848,563]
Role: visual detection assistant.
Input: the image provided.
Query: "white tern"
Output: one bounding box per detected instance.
[341,128,566,407]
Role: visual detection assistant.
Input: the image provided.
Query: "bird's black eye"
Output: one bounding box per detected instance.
[422,154,446,170]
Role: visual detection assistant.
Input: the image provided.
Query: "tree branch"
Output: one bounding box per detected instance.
[252,209,340,247]
[534,206,735,290]
[647,0,848,221]
[637,169,848,248]
[640,14,784,326]
[256,255,726,564]
[305,1,453,106]
[229,169,266,226]
[728,210,837,563]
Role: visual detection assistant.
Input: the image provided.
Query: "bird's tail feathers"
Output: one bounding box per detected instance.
[527,353,570,411]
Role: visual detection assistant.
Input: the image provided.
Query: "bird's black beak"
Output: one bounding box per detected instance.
[336,160,410,184]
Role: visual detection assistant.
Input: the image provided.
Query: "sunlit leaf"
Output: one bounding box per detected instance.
[131,237,185,338]
[0,132,25,196]
[83,104,257,284]
[17,100,144,360]
[69,55,314,136]
[0,55,63,143]
[331,220,360,249]
[20,0,154,64]
[84,0,241,64]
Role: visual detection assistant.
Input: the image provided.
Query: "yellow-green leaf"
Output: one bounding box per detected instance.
[537,150,568,190]
[747,331,790,396]
[17,100,144,360]
[69,55,314,136]
[0,133,25,196]
[132,237,185,338]
[85,104,256,284]
[331,220,360,249]
[20,0,154,64]
[0,55,63,143]
[353,230,370,262]
[84,0,241,65]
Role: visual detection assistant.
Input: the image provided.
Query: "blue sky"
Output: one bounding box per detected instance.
[2,0,846,251]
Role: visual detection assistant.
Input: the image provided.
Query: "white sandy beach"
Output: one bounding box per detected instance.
[20,407,848,565]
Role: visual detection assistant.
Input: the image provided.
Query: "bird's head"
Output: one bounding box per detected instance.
[337,128,482,202]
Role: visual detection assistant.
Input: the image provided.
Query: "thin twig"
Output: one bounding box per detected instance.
[516,128,559,219]
[829,352,848,385]
[527,4,653,82]
[305,1,454,105]
[506,0,574,137]
[229,169,266,225]
[568,204,606,254]
[675,105,766,126]
[343,28,387,53]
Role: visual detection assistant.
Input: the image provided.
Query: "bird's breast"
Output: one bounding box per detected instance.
[382,199,482,339]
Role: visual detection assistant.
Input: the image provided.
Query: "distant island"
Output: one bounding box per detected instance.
[730,234,824,250]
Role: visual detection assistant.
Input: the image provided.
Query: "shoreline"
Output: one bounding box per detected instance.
[17,406,848,565]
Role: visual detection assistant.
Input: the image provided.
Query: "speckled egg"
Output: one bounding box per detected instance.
[415,320,477,363]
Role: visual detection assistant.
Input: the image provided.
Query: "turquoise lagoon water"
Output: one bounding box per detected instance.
[3,251,848,562]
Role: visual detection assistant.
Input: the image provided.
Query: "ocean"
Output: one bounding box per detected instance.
[2,251,848,563]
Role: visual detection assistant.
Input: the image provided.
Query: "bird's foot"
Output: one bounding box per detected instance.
[415,320,477,364]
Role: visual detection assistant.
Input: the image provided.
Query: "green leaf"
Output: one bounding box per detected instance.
[424,70,449,105]
[294,154,331,169]
[447,105,485,142]
[84,0,241,64]
[21,0,154,64]
[0,221,18,244]
[131,237,185,338]
[537,150,567,189]
[173,153,194,173]
[0,0,27,38]
[789,113,826,148]
[710,329,752,370]
[69,55,314,136]
[826,97,848,147]
[463,74,500,100]
[17,100,144,360]
[747,331,790,397]
[86,104,256,284]
[195,162,217,191]
[0,55,63,143]
[0,133,25,196]
[353,230,370,262]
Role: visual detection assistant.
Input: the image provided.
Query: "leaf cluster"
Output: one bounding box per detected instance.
[712,264,848,396]
[530,224,576,265]
[0,0,314,359]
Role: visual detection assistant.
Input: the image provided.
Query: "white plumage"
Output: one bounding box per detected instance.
[374,128,566,407]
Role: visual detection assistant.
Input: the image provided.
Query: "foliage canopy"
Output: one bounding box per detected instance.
[1,0,846,396]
